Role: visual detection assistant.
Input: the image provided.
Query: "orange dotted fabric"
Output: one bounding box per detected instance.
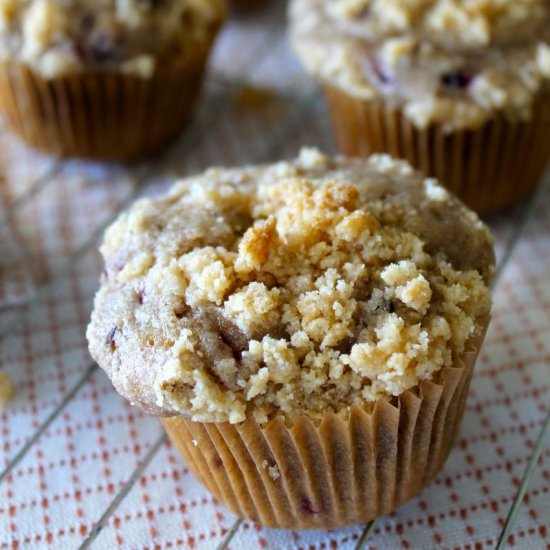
[0,3,549,549]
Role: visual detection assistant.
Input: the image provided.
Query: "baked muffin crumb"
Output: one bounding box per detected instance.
[0,372,14,409]
[261,460,281,481]
[88,149,494,424]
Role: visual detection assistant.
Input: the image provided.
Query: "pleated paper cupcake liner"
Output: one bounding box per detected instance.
[162,318,490,530]
[0,44,215,161]
[323,85,550,214]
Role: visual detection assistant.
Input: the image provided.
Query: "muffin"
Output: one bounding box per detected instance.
[87,148,494,529]
[290,0,550,213]
[0,0,226,160]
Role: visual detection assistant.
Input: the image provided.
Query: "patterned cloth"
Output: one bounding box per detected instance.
[0,3,549,549]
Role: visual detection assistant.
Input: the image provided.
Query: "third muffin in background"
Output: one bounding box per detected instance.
[0,0,226,160]
[290,0,550,213]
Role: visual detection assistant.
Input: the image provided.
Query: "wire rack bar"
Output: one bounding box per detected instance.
[354,520,377,550]
[78,433,168,550]
[216,518,244,550]
[0,201,139,343]
[0,363,96,482]
[493,171,550,284]
[0,162,61,223]
[491,179,547,293]
[495,411,550,550]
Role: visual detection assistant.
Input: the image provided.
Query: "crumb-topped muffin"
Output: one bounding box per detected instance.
[290,0,550,213]
[0,0,225,78]
[88,149,494,529]
[291,0,550,130]
[0,0,226,159]
[88,148,493,423]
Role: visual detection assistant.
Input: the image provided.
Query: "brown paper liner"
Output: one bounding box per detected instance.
[323,85,550,214]
[162,317,490,530]
[0,37,218,160]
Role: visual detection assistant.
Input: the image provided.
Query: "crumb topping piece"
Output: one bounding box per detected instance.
[0,371,14,410]
[87,149,494,424]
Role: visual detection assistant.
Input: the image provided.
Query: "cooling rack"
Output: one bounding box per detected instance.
[1,3,549,549]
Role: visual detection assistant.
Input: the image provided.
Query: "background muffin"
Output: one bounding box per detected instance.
[0,0,226,159]
[88,149,494,529]
[290,0,550,213]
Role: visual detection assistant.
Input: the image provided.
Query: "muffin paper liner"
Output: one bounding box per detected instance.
[323,85,550,214]
[162,317,489,530]
[0,46,215,160]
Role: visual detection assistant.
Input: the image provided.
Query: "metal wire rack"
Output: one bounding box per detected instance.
[1,3,549,549]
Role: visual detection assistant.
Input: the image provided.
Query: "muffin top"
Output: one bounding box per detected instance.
[87,149,494,425]
[0,0,226,78]
[290,0,550,130]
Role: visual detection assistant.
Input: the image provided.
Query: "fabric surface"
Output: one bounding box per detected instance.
[0,3,549,549]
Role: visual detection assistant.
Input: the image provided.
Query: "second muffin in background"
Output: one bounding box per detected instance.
[290,0,550,213]
[0,0,226,160]
[88,148,494,529]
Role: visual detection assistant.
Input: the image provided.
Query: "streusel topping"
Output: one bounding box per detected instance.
[0,0,226,78]
[87,149,494,424]
[290,0,550,130]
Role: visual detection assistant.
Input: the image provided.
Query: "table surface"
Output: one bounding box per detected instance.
[1,3,549,549]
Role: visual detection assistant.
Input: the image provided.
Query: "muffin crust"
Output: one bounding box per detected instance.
[290,0,550,130]
[87,149,494,424]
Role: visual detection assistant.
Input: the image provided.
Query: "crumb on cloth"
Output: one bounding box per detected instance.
[0,371,14,409]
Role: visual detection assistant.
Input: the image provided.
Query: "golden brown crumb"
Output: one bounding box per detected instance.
[0,371,14,409]
[261,460,281,481]
[87,149,494,424]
